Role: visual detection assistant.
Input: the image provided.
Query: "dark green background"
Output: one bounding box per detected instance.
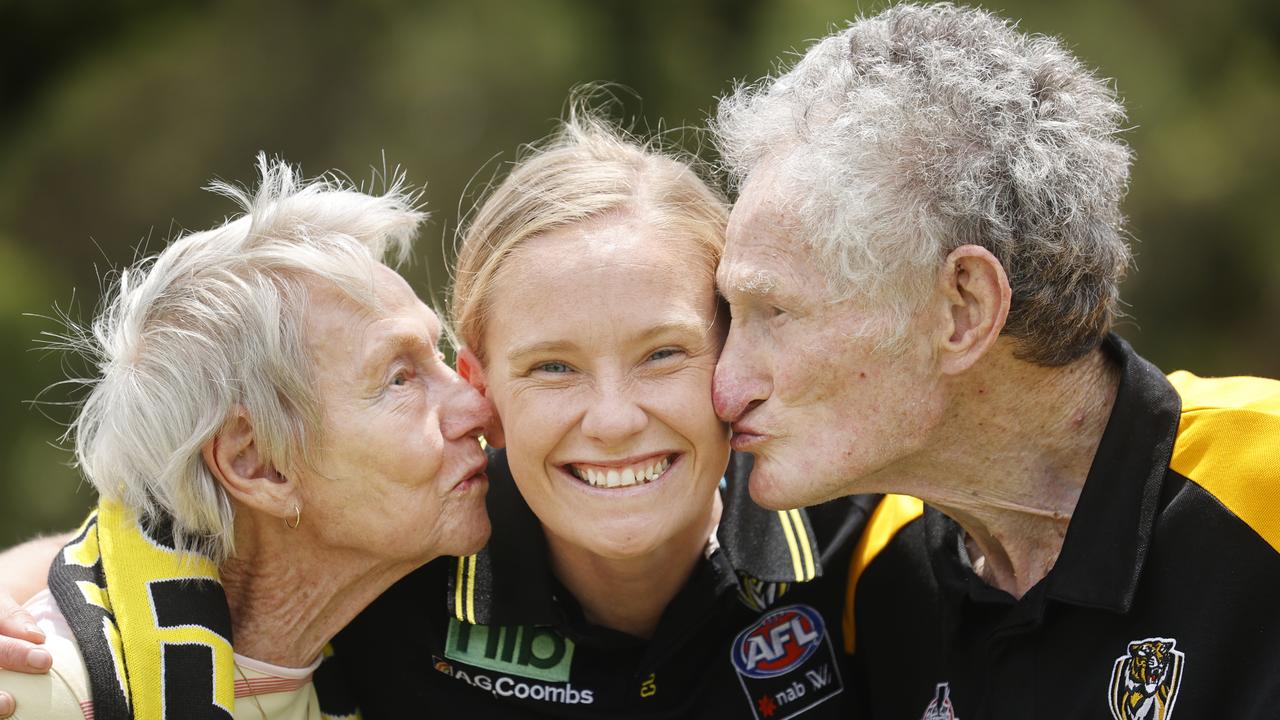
[2,0,1277,545]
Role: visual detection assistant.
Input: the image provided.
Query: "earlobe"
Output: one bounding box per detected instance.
[936,245,1011,375]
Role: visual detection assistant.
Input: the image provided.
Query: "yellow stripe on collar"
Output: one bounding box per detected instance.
[454,554,478,624]
[777,510,805,582]
[465,555,477,624]
[789,508,816,581]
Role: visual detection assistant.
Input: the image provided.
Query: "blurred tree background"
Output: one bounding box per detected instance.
[2,0,1277,546]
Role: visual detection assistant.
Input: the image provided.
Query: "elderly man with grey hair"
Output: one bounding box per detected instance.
[713,3,1280,718]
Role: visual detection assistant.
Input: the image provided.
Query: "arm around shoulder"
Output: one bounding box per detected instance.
[0,532,74,605]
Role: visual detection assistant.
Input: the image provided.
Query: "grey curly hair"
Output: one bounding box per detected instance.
[715,2,1133,365]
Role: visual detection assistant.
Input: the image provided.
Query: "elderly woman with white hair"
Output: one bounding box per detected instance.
[0,157,492,719]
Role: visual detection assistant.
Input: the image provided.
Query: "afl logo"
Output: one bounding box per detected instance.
[731,604,826,679]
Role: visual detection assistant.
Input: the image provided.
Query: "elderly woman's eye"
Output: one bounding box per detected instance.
[648,348,681,362]
[390,369,413,387]
[535,361,572,374]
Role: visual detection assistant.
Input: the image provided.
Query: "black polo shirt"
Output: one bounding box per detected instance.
[844,334,1280,719]
[334,450,876,719]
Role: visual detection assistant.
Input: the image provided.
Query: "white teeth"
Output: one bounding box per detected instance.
[569,456,672,489]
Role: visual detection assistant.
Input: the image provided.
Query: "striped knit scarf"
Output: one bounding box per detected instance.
[47,501,360,720]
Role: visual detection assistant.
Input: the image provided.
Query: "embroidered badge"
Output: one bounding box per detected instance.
[1108,637,1185,720]
[920,683,960,720]
[730,604,843,719]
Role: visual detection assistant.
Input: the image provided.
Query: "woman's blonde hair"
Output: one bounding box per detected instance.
[451,108,728,362]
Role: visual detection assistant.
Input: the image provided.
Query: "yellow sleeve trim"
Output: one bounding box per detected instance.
[1168,371,1280,553]
[843,494,924,654]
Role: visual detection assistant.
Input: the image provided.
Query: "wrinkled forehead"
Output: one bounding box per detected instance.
[303,266,441,356]
[720,179,813,295]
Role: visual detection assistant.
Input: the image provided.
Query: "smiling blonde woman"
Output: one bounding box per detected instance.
[330,111,877,719]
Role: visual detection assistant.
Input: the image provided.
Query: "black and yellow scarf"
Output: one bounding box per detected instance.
[47,500,360,720]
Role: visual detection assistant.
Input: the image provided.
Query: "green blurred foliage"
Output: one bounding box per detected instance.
[2,0,1277,546]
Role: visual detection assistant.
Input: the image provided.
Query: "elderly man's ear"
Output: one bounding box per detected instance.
[933,245,1012,375]
[201,412,297,520]
[455,347,506,448]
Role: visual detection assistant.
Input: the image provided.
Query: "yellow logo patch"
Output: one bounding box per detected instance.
[1108,637,1185,720]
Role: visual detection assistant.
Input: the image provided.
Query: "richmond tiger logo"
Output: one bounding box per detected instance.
[1108,637,1185,720]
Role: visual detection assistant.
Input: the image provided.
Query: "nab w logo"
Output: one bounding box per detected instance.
[445,620,574,682]
[731,604,825,679]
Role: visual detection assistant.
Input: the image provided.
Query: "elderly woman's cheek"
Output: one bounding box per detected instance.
[386,411,447,490]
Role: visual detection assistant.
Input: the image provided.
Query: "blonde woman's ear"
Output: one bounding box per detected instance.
[455,347,506,448]
[455,347,487,394]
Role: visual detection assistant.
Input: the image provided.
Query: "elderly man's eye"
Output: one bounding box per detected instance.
[535,361,572,374]
[648,348,681,362]
[390,369,413,387]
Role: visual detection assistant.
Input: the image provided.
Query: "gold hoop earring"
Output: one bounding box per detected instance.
[285,504,301,529]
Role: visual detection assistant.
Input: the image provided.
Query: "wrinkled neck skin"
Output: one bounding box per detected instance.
[218,513,427,669]
[544,491,723,640]
[877,341,1121,599]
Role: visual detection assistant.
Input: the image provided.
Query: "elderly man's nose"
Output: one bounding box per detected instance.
[713,351,767,423]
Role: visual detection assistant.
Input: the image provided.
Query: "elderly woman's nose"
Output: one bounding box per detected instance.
[440,372,494,440]
[580,387,647,443]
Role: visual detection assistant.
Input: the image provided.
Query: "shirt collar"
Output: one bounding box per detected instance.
[927,333,1181,613]
[715,451,826,584]
[446,449,825,628]
[1045,333,1180,611]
